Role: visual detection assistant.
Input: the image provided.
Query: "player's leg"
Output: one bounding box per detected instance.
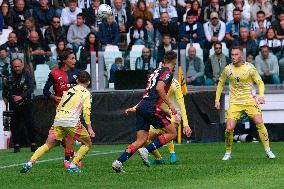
[222,105,241,160]
[62,135,76,168]
[20,126,61,173]
[248,105,275,159]
[145,128,165,165]
[167,116,178,164]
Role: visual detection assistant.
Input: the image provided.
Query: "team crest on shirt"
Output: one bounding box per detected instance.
[165,73,171,80]
[73,75,77,79]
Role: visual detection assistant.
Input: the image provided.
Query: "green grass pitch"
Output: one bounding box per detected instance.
[0,142,284,189]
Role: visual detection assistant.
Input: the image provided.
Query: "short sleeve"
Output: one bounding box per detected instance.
[159,70,173,85]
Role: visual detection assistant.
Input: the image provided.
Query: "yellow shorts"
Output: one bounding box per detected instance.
[48,122,89,141]
[150,115,181,135]
[227,103,261,121]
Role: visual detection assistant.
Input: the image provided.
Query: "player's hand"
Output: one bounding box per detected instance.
[125,107,136,115]
[169,104,177,115]
[258,97,265,104]
[88,128,95,138]
[13,95,22,103]
[173,114,180,125]
[183,126,192,137]
[215,101,220,109]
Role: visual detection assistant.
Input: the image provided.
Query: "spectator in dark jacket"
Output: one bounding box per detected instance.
[32,0,55,29]
[156,12,179,44]
[178,10,204,49]
[10,0,31,31]
[0,32,24,55]
[1,1,12,29]
[128,17,148,50]
[157,34,177,63]
[85,0,101,32]
[232,26,258,58]
[44,16,66,45]
[98,15,120,47]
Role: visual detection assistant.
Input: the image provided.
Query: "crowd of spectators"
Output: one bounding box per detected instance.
[0,0,284,88]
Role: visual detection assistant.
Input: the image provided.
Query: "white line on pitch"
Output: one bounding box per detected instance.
[0,150,123,169]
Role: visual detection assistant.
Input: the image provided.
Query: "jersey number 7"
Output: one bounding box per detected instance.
[62,91,75,107]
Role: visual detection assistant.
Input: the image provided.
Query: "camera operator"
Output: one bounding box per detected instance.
[2,58,36,153]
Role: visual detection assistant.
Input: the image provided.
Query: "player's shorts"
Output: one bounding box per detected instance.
[136,109,171,131]
[150,115,181,135]
[227,103,262,121]
[48,122,89,141]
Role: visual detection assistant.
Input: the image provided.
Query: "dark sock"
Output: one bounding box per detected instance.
[117,151,133,163]
[146,137,164,153]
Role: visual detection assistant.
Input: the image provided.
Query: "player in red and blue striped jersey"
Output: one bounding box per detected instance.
[112,51,178,173]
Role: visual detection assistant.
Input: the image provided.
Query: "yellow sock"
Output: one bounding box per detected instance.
[152,149,162,159]
[256,123,270,151]
[72,145,89,165]
[225,130,233,153]
[167,140,175,153]
[30,144,49,162]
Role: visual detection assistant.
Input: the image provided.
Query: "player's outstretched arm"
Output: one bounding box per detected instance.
[156,80,177,114]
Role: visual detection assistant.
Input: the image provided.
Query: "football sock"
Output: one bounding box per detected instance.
[146,135,167,153]
[72,145,89,165]
[117,144,136,163]
[30,144,49,163]
[256,123,270,151]
[225,130,233,153]
[64,148,73,161]
[167,141,175,153]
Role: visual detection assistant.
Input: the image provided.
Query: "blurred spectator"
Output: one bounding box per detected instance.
[113,0,132,32]
[0,12,3,34]
[250,11,271,44]
[188,0,202,23]
[45,16,66,45]
[255,45,280,84]
[259,28,282,58]
[179,10,204,49]
[185,46,205,86]
[109,57,125,83]
[205,42,229,85]
[251,0,272,21]
[50,39,66,66]
[225,8,250,48]
[61,0,82,27]
[156,12,179,44]
[203,12,226,61]
[153,0,178,24]
[157,34,177,63]
[274,0,284,18]
[78,32,100,70]
[50,0,69,16]
[135,47,156,71]
[133,0,154,40]
[10,0,31,31]
[232,26,258,58]
[128,17,148,49]
[130,0,155,10]
[2,58,36,153]
[25,31,52,69]
[272,11,284,39]
[33,0,55,29]
[77,0,91,10]
[0,32,23,55]
[16,17,44,45]
[98,15,120,47]
[246,53,255,65]
[85,0,101,33]
[226,0,251,22]
[1,1,12,29]
[0,47,11,88]
[204,0,225,22]
[67,13,90,52]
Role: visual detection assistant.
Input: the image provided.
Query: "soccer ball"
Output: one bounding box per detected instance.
[97,4,113,20]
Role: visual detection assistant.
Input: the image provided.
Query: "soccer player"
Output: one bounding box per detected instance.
[215,46,276,160]
[112,51,178,173]
[20,71,95,173]
[127,78,192,164]
[43,49,81,168]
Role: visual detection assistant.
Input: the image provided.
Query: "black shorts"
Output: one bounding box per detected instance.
[135,109,171,131]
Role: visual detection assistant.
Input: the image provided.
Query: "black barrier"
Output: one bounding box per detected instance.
[15,90,226,146]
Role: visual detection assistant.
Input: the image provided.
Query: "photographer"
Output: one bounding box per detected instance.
[2,58,36,153]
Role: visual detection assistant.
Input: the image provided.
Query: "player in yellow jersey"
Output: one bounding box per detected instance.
[215,46,276,160]
[126,78,192,164]
[20,71,95,173]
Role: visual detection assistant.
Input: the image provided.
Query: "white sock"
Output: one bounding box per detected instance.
[27,161,33,167]
[69,162,76,168]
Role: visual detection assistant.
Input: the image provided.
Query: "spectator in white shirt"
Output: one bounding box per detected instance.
[153,0,178,24]
[61,0,82,27]
[226,0,250,22]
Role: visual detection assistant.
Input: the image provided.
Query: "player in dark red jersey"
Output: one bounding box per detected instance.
[43,49,80,168]
[112,51,178,173]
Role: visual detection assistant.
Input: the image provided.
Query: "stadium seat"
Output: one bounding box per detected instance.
[76,46,83,61]
[105,45,120,52]
[86,63,91,74]
[49,44,57,60]
[126,32,130,46]
[34,64,50,89]
[0,29,12,46]
[103,51,122,79]
[129,45,145,70]
[131,45,145,51]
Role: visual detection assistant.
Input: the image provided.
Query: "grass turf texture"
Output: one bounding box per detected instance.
[0,142,283,189]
